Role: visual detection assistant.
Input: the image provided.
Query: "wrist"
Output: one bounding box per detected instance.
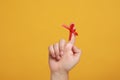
[51,71,69,80]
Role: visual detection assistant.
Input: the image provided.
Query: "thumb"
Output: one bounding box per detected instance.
[72,46,82,63]
[72,46,81,55]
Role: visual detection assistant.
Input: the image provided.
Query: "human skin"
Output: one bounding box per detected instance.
[48,34,82,80]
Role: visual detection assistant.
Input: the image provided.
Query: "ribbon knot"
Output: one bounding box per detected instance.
[62,23,78,41]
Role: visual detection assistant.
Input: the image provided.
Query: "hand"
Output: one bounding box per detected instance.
[48,34,82,73]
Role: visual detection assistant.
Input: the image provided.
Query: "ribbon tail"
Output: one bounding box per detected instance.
[62,25,70,30]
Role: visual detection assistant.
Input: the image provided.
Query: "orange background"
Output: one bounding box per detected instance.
[0,0,120,80]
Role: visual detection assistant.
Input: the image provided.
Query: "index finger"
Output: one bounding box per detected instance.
[69,33,76,45]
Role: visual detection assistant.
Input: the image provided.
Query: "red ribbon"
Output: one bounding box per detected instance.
[62,23,78,41]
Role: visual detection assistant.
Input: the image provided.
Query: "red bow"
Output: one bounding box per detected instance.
[62,23,78,41]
